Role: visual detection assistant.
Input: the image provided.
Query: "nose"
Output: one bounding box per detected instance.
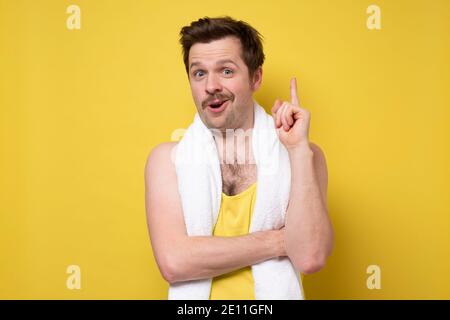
[205,73,223,95]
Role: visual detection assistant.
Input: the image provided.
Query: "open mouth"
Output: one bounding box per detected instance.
[209,100,228,109]
[207,99,229,113]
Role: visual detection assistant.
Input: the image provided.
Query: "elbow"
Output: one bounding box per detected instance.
[296,231,335,275]
[297,257,326,275]
[160,265,177,284]
[292,252,328,275]
[159,254,185,284]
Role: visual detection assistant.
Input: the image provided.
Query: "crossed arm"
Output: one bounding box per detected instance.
[144,141,332,284]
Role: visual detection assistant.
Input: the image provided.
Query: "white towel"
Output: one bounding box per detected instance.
[169,99,304,300]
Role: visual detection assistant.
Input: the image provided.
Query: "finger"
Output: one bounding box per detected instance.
[281,104,288,130]
[290,77,300,106]
[276,103,284,128]
[271,99,283,117]
[286,105,294,127]
[277,103,285,129]
[284,105,294,130]
[272,99,283,127]
[292,106,303,120]
[281,103,290,131]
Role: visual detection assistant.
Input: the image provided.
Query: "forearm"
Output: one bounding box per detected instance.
[170,230,284,283]
[285,143,333,273]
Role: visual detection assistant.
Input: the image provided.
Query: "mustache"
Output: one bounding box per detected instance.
[203,94,233,108]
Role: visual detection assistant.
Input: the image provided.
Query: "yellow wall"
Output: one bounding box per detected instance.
[1,0,449,299]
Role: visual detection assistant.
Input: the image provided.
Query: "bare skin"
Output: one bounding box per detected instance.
[145,141,285,284]
[145,35,333,285]
[216,129,257,196]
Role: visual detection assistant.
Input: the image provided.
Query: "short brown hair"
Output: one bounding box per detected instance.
[179,16,265,79]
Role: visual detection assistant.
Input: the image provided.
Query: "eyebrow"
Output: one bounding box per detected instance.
[189,59,238,70]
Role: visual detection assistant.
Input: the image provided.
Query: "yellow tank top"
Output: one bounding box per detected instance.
[209,182,257,300]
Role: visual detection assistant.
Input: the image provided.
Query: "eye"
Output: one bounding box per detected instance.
[223,68,233,75]
[193,70,205,77]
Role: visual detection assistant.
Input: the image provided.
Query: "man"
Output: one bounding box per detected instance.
[145,16,334,299]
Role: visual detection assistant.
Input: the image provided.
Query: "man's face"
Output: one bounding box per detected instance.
[188,36,262,131]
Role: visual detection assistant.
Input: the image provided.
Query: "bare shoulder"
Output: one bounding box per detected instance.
[145,142,178,177]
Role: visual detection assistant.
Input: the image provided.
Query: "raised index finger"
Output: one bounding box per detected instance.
[290,77,299,106]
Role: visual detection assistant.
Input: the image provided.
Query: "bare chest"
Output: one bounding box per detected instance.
[221,163,257,196]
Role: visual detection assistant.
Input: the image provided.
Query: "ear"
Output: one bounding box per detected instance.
[251,66,263,91]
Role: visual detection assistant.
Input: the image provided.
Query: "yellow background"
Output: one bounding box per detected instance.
[1,0,449,299]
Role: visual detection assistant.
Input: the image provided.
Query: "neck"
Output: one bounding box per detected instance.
[213,103,255,165]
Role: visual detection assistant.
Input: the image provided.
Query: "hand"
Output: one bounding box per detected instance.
[271,77,311,150]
